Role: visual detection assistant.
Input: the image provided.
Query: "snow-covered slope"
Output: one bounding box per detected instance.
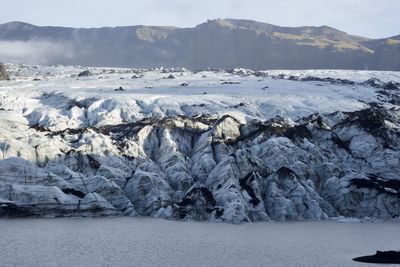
[0,64,399,222]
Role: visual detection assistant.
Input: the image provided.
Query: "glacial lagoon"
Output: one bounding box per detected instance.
[0,218,399,266]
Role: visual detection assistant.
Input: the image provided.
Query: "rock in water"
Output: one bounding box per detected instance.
[353,251,400,264]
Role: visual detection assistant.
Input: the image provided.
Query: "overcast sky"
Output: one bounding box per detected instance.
[1,0,399,38]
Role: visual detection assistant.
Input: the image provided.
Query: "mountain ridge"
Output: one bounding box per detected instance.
[0,19,399,70]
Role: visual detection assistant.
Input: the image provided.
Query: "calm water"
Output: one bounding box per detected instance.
[0,218,399,267]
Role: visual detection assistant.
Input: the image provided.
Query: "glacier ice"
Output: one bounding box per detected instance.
[0,64,399,223]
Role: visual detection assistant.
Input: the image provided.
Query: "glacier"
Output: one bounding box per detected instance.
[0,64,399,223]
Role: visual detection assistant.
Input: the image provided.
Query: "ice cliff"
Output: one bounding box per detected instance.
[0,65,399,223]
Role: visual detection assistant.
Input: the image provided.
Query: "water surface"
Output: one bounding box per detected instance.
[0,218,399,266]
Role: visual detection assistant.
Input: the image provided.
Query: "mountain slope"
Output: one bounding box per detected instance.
[363,35,400,70]
[0,19,398,70]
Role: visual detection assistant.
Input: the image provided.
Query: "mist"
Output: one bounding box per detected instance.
[0,40,73,65]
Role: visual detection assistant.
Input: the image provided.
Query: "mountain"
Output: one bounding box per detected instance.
[0,19,399,70]
[362,35,400,70]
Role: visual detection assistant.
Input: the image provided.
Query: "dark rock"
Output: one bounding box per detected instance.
[363,78,383,88]
[114,86,124,91]
[383,82,399,90]
[388,94,400,105]
[174,184,224,220]
[340,105,399,148]
[221,81,241,85]
[180,82,189,87]
[178,185,217,211]
[78,70,91,77]
[87,154,101,170]
[331,133,352,154]
[62,188,86,198]
[350,177,400,196]
[377,90,391,97]
[276,167,297,179]
[30,124,49,132]
[301,76,355,85]
[232,102,246,108]
[353,251,400,264]
[363,78,399,90]
[192,103,206,107]
[0,202,39,217]
[0,63,9,80]
[239,172,261,206]
[282,124,312,140]
[237,117,312,142]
